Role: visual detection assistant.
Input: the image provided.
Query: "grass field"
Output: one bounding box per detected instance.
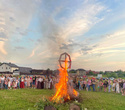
[0,89,125,110]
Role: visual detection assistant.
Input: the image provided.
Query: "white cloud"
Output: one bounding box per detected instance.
[29,47,39,58]
[76,30,125,56]
[59,1,105,40]
[29,49,35,58]
[0,0,39,60]
[38,0,105,59]
[0,41,7,55]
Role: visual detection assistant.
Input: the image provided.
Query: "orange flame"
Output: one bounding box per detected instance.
[50,58,78,103]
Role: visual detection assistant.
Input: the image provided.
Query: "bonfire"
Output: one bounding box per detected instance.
[50,52,79,103]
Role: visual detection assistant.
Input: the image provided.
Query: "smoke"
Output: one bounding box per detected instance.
[37,0,104,69]
[38,3,74,68]
[40,13,66,55]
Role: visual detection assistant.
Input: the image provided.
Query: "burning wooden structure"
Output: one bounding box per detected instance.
[50,52,79,103]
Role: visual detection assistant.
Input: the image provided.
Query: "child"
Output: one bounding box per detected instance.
[12,81,16,89]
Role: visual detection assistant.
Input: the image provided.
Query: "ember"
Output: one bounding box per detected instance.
[50,52,78,103]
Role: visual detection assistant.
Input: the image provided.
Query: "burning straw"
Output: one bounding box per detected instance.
[50,52,78,103]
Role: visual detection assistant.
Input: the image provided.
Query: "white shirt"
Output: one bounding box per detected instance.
[39,78,43,82]
[1,77,5,81]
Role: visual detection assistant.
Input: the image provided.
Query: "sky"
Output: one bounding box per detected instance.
[0,0,125,71]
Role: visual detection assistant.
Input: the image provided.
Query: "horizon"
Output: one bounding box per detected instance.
[0,0,125,71]
[0,62,124,72]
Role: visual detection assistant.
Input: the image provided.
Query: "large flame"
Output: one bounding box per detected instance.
[50,58,78,103]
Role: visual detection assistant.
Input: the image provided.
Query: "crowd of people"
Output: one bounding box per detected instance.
[0,75,125,96]
[76,77,125,95]
[0,75,54,90]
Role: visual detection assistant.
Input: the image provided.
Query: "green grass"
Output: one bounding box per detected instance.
[79,91,125,110]
[0,89,125,110]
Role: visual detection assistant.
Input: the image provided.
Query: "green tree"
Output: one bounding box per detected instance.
[89,71,94,75]
[110,73,118,78]
[47,68,50,71]
[69,69,76,73]
[99,71,103,74]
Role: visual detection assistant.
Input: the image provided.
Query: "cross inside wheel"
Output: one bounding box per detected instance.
[59,52,71,69]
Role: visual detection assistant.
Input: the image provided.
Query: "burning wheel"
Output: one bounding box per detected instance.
[59,52,71,69]
[50,52,78,103]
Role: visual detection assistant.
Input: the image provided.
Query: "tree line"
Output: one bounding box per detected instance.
[69,69,125,78]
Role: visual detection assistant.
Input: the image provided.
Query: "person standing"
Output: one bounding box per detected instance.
[119,79,123,93]
[99,80,103,92]
[0,78,1,90]
[88,79,91,91]
[12,81,16,89]
[16,76,20,89]
[20,77,25,88]
[37,76,42,89]
[44,77,49,89]
[9,75,13,84]
[41,77,44,89]
[116,80,120,93]
[78,79,82,90]
[30,76,32,88]
[49,77,53,89]
[27,76,30,88]
[4,77,8,89]
[92,78,96,91]
[112,80,116,92]
[32,76,36,89]
[8,79,11,89]
[24,76,27,88]
[83,79,86,90]
[108,79,112,92]
[1,75,5,89]
[122,80,125,95]
[103,79,108,92]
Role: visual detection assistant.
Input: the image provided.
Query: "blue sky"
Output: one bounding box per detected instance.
[0,0,125,71]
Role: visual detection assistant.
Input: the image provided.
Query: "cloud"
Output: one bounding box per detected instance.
[0,0,39,41]
[29,49,35,58]
[80,44,98,55]
[29,46,39,58]
[0,32,8,41]
[60,40,80,50]
[0,41,7,55]
[59,2,104,40]
[1,0,124,71]
[90,30,125,54]
[39,0,105,56]
[0,0,40,60]
[15,46,25,50]
[9,17,15,22]
[74,30,125,57]
[38,50,48,56]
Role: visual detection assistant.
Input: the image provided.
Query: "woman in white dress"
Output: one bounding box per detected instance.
[8,79,11,89]
[44,77,49,89]
[116,80,120,93]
